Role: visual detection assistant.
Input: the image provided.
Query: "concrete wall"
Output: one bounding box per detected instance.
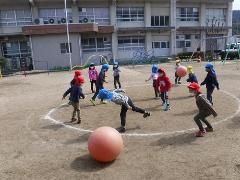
[31,34,81,70]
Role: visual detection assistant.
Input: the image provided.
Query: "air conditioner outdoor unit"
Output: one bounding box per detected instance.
[49,18,55,24]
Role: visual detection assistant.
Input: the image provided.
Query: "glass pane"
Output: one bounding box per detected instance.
[97,38,104,48]
[151,16,154,26]
[155,16,159,26]
[165,16,169,26]
[161,42,167,48]
[160,16,164,26]
[154,42,160,48]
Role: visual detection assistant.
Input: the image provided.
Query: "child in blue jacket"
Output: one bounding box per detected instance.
[186,66,198,83]
[200,63,219,105]
[63,76,85,124]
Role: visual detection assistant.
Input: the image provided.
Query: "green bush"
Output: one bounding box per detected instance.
[50,66,70,71]
[220,51,240,60]
[177,52,204,59]
[0,57,6,70]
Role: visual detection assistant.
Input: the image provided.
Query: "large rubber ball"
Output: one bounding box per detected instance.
[176,66,187,77]
[88,126,123,163]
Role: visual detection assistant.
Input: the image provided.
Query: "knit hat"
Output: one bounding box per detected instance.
[152,64,158,73]
[188,82,201,92]
[205,63,216,76]
[97,88,113,100]
[101,64,109,71]
[75,76,85,85]
[89,63,95,67]
[187,65,194,74]
[74,70,82,77]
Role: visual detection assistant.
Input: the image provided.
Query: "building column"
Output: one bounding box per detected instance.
[72,4,79,23]
[170,0,176,56]
[110,0,117,27]
[145,2,151,27]
[110,0,117,60]
[31,6,39,20]
[200,31,206,52]
[200,3,206,27]
[170,30,176,56]
[227,2,233,38]
[170,0,176,27]
[145,32,152,51]
[112,32,118,61]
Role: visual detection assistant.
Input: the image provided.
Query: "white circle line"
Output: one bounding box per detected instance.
[44,84,240,137]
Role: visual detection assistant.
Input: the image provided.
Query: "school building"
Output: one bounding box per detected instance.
[0,0,233,70]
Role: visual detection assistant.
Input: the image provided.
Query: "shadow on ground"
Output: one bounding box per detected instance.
[150,133,197,147]
[71,154,114,172]
[64,133,90,145]
[227,116,240,129]
[41,124,64,131]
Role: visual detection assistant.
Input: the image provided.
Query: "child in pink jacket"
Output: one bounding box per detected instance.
[88,63,98,93]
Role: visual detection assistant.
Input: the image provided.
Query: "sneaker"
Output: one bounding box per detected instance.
[143,111,151,118]
[100,100,108,104]
[164,104,171,111]
[71,118,77,122]
[68,101,72,105]
[195,130,206,137]
[178,81,182,84]
[76,119,81,124]
[116,126,126,133]
[205,127,213,132]
[90,99,96,106]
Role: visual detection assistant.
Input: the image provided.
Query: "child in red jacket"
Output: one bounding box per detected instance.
[156,68,172,111]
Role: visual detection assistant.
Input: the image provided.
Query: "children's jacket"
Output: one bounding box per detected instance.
[196,93,217,117]
[96,70,107,88]
[113,67,121,77]
[156,68,172,92]
[88,69,98,81]
[200,72,219,90]
[63,85,85,103]
[111,89,130,108]
[187,73,198,83]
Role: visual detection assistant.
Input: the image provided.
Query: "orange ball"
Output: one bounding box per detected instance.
[176,66,187,77]
[88,126,123,163]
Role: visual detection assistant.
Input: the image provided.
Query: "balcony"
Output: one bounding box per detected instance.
[22,23,114,35]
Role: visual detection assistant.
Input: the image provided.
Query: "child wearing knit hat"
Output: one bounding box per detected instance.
[188,82,217,137]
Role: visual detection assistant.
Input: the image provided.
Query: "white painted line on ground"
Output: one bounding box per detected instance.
[44,84,240,137]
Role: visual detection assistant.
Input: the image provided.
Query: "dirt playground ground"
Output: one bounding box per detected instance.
[1,62,240,180]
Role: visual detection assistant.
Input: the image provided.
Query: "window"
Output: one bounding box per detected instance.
[151,16,169,26]
[60,43,72,54]
[117,7,144,22]
[39,8,72,24]
[2,41,31,58]
[79,7,110,25]
[206,8,226,24]
[176,8,199,21]
[0,9,32,26]
[176,34,196,48]
[82,37,111,52]
[152,41,170,49]
[118,36,145,51]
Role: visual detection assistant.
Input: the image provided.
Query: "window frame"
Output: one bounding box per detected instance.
[118,36,145,51]
[151,16,170,27]
[176,7,199,22]
[60,43,72,54]
[116,7,144,22]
